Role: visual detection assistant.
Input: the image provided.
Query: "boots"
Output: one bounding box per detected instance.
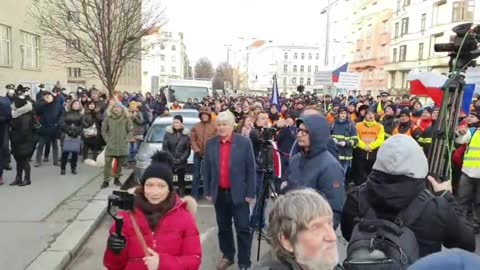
[9,174,22,186]
[19,166,31,186]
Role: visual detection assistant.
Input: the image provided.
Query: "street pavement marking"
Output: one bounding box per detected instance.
[200,227,217,243]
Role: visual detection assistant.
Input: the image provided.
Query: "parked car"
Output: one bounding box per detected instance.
[164,109,199,119]
[134,115,199,185]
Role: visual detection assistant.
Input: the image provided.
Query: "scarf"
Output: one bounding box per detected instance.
[12,101,33,118]
[134,187,177,232]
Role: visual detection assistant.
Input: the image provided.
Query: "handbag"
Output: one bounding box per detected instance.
[83,124,98,138]
[63,136,82,153]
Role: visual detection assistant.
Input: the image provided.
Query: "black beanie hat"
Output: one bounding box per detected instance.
[338,105,348,113]
[140,151,174,191]
[400,108,411,116]
[173,114,183,123]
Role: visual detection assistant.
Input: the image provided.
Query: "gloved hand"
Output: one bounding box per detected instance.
[108,233,126,254]
[338,141,346,147]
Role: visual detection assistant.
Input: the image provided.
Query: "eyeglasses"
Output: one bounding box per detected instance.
[298,128,309,136]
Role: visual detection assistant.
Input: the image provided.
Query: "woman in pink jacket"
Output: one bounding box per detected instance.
[103,152,202,270]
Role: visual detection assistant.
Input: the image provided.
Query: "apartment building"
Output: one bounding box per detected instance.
[0,0,141,96]
[384,0,478,95]
[349,0,394,96]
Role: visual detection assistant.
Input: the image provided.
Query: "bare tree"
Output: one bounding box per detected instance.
[32,0,167,96]
[194,57,214,79]
[212,62,233,90]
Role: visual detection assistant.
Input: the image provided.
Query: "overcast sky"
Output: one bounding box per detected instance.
[161,0,325,67]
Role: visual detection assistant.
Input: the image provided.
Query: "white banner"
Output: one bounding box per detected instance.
[337,72,362,90]
[314,71,333,86]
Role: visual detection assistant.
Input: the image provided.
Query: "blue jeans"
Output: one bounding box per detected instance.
[128,142,139,162]
[215,189,253,267]
[192,154,203,199]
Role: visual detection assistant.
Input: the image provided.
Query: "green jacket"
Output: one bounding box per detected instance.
[101,105,132,156]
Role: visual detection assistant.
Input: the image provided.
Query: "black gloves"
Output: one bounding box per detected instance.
[107,233,126,254]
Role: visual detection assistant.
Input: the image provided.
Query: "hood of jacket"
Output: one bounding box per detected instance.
[166,125,190,135]
[11,100,33,118]
[106,103,128,118]
[365,170,425,217]
[298,114,331,157]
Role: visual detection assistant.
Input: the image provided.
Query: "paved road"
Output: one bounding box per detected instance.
[67,199,349,270]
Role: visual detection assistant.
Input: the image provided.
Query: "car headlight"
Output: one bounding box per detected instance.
[136,160,151,169]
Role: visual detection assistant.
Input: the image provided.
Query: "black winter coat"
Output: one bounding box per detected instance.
[10,103,36,159]
[35,100,64,138]
[341,170,476,258]
[61,110,83,138]
[162,126,191,170]
[82,110,102,145]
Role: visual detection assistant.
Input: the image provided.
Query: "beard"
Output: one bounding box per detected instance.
[294,242,338,270]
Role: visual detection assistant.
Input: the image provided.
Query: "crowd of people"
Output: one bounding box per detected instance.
[2,82,480,269]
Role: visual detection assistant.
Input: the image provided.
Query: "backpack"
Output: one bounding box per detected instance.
[343,188,434,270]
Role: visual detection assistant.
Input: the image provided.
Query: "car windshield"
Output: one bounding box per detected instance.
[168,86,209,103]
[167,111,199,118]
[147,123,195,143]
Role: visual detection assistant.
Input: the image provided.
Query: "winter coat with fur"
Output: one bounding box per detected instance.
[61,109,83,138]
[101,104,133,157]
[10,101,36,158]
[162,126,191,170]
[103,195,201,270]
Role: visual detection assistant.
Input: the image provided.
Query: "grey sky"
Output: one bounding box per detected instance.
[161,0,325,67]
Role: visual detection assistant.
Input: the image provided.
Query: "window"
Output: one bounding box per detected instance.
[431,33,443,56]
[315,65,319,72]
[401,18,409,36]
[160,54,165,61]
[171,55,176,62]
[453,0,475,22]
[382,20,389,33]
[366,47,371,59]
[404,0,410,6]
[171,45,176,51]
[435,1,448,25]
[402,71,409,88]
[67,67,81,78]
[379,45,387,57]
[308,53,312,60]
[284,64,288,72]
[396,0,402,11]
[316,53,320,60]
[300,77,304,85]
[301,53,305,60]
[394,22,399,38]
[160,44,165,50]
[293,65,297,72]
[393,48,398,62]
[368,70,373,80]
[308,65,312,72]
[161,65,165,72]
[399,45,407,61]
[421,13,426,32]
[0,25,12,66]
[67,11,80,22]
[391,72,396,88]
[300,65,304,72]
[307,78,311,85]
[294,53,298,59]
[172,66,176,73]
[20,32,40,70]
[418,43,424,60]
[292,77,297,85]
[284,52,288,59]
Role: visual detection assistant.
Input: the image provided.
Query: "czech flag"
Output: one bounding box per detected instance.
[332,63,349,83]
[408,71,475,114]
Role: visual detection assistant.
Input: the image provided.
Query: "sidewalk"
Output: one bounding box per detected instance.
[0,160,126,270]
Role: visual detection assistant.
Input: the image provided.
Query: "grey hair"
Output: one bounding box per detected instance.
[217,111,235,126]
[267,188,333,259]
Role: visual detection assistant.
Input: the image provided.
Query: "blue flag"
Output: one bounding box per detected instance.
[271,75,280,106]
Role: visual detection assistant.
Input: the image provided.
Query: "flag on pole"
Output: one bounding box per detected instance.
[332,63,349,83]
[271,74,280,106]
[271,141,282,179]
[408,71,475,114]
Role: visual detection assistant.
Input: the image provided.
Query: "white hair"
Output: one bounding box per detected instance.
[217,111,235,126]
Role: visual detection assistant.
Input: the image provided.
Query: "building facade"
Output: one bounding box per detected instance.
[240,41,323,94]
[349,0,393,96]
[0,0,141,96]
[384,0,479,95]
[141,30,190,94]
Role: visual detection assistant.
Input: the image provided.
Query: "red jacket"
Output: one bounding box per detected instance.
[104,196,202,270]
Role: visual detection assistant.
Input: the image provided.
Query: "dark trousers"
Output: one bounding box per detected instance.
[175,167,186,196]
[82,143,99,161]
[61,151,78,170]
[457,173,480,220]
[36,136,58,163]
[214,189,253,267]
[14,156,31,181]
[192,154,203,199]
[250,171,266,229]
[1,126,10,167]
[0,143,3,178]
[352,157,375,186]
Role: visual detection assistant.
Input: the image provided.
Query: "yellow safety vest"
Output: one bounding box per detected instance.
[463,130,480,178]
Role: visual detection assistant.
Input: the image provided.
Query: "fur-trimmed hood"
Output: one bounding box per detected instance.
[11,100,33,118]
[106,102,129,118]
[166,125,190,135]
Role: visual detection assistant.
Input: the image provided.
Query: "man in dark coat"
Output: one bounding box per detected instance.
[0,92,12,184]
[204,111,256,270]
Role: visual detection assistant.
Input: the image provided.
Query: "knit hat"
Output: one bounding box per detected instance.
[384,104,396,113]
[373,134,428,179]
[338,105,348,113]
[140,151,174,190]
[422,107,433,114]
[400,108,411,116]
[173,114,183,123]
[198,106,212,118]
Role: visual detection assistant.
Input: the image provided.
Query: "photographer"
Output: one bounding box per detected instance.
[104,152,201,270]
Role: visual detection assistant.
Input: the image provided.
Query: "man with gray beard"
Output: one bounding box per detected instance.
[253,188,343,270]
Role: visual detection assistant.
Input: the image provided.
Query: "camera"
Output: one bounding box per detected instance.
[260,127,277,142]
[108,190,135,211]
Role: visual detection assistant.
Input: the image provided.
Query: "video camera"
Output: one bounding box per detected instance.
[107,190,135,254]
[259,127,277,142]
[434,23,480,71]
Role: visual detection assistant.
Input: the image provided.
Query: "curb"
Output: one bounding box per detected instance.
[25,172,131,270]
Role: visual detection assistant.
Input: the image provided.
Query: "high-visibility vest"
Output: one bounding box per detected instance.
[463,129,480,178]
